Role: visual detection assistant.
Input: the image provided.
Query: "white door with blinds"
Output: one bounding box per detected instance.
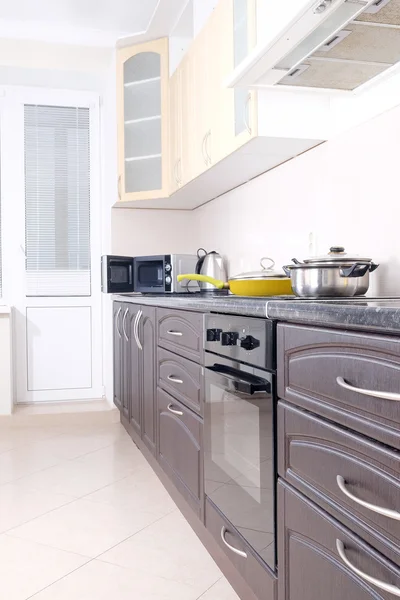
[6,91,103,403]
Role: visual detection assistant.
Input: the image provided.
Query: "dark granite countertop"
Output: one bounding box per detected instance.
[114,294,400,334]
[266,298,400,334]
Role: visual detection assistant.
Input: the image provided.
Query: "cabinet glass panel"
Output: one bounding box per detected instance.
[124,52,162,193]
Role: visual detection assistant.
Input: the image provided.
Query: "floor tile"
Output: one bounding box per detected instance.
[0,443,63,485]
[29,559,200,600]
[9,497,161,557]
[198,577,240,600]
[85,467,176,518]
[0,534,88,600]
[0,482,74,533]
[16,442,143,497]
[100,509,222,593]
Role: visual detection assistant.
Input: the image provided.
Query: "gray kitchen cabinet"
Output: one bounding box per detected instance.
[139,306,157,455]
[157,387,203,517]
[278,480,400,600]
[157,347,203,415]
[127,303,141,435]
[113,302,124,412]
[157,308,204,362]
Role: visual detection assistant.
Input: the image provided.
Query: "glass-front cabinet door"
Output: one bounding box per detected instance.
[117,38,169,203]
[232,0,258,147]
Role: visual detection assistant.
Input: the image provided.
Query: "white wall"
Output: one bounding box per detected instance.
[194,103,400,297]
[111,209,196,256]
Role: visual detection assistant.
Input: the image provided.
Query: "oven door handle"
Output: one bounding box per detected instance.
[206,364,271,395]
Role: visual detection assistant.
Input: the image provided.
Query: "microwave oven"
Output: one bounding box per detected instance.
[101,254,198,294]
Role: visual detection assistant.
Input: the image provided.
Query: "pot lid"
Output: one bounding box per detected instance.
[230,257,289,280]
[302,246,373,264]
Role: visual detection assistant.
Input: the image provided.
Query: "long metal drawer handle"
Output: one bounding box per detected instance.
[135,310,143,350]
[337,476,400,521]
[167,403,183,416]
[122,308,129,342]
[116,307,122,339]
[167,330,183,337]
[337,377,400,402]
[221,527,248,559]
[336,540,400,597]
[167,375,183,384]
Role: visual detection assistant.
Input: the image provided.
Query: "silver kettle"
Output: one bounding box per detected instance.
[196,248,227,292]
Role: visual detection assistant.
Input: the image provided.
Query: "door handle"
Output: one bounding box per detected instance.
[205,130,211,165]
[336,540,400,597]
[122,308,129,342]
[336,476,400,521]
[167,375,183,384]
[201,133,208,165]
[116,307,122,339]
[244,93,252,135]
[118,175,122,201]
[221,527,248,559]
[336,377,400,402]
[134,310,143,350]
[167,330,183,337]
[167,403,183,416]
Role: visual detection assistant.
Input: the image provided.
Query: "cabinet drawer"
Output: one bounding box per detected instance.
[205,498,276,600]
[278,481,400,600]
[157,308,203,362]
[278,402,400,559]
[157,388,203,517]
[277,323,400,449]
[158,347,203,415]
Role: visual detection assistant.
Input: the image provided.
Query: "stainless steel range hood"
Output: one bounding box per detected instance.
[227,0,400,92]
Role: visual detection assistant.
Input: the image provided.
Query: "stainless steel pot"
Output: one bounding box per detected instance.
[302,246,377,296]
[283,259,379,298]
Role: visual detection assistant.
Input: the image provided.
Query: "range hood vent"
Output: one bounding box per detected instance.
[226,0,400,91]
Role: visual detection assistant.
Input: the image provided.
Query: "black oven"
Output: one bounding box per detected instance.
[204,314,276,572]
[101,255,134,294]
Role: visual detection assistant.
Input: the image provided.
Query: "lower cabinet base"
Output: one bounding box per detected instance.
[120,413,274,600]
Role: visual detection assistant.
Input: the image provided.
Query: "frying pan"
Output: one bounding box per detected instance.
[178,257,293,297]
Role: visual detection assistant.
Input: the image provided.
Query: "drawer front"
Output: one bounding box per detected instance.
[157,388,203,517]
[278,481,400,600]
[157,308,203,362]
[277,323,400,449]
[205,498,277,600]
[278,402,400,558]
[158,347,203,414]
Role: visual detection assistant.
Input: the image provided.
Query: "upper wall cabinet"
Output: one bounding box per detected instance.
[117,39,169,204]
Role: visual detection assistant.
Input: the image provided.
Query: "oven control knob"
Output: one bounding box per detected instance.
[165,276,172,284]
[165,263,172,272]
[240,335,260,351]
[221,331,239,346]
[207,328,222,342]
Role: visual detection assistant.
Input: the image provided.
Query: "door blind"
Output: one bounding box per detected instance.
[24,105,91,297]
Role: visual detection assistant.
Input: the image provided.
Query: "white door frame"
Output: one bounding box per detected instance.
[0,86,103,403]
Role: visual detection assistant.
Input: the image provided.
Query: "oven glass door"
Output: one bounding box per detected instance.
[134,257,165,292]
[204,356,276,570]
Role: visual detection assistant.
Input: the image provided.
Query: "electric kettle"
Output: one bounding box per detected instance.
[196,248,227,292]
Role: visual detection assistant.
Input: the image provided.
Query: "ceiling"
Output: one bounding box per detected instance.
[0,0,186,46]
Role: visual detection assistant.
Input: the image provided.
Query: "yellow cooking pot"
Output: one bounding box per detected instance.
[178,257,294,297]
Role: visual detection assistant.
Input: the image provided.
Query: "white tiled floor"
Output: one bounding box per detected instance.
[0,415,240,600]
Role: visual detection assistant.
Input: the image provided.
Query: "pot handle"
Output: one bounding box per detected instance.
[282,266,292,277]
[177,273,227,290]
[340,263,369,278]
[291,258,302,265]
[369,262,379,273]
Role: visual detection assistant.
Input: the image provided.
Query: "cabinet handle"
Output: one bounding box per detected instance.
[221,527,248,559]
[122,308,129,342]
[177,158,182,184]
[167,330,183,337]
[118,175,122,201]
[336,540,400,597]
[167,403,183,416]
[116,307,122,339]
[173,161,179,185]
[134,310,143,350]
[202,133,208,165]
[205,131,211,165]
[336,476,400,521]
[244,93,252,135]
[167,375,183,384]
[336,376,400,402]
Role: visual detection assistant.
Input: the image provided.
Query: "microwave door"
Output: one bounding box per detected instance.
[102,256,135,293]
